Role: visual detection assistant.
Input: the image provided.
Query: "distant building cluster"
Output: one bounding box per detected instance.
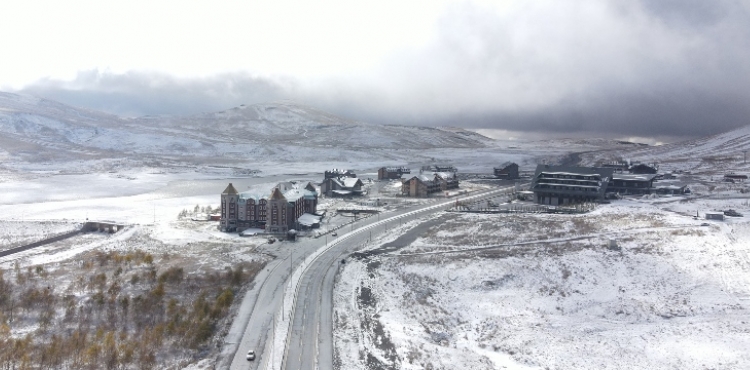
[219,158,708,234]
[220,182,318,233]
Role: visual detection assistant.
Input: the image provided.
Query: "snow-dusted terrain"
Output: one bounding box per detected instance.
[580,124,750,175]
[0,91,646,180]
[334,199,750,370]
[2,91,750,369]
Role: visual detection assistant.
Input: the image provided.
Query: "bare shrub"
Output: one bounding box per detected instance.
[0,249,266,368]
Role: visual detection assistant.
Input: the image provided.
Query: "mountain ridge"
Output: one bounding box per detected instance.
[0,92,493,167]
[580,123,750,173]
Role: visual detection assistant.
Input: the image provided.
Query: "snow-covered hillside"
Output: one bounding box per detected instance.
[153,101,493,150]
[335,202,750,370]
[581,124,750,174]
[0,93,492,169]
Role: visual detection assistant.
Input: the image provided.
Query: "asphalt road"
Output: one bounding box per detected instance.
[225,185,517,370]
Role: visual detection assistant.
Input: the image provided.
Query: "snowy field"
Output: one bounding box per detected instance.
[4,92,750,368]
[333,196,750,369]
[0,220,80,251]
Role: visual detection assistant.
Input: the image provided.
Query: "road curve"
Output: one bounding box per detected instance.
[280,185,519,370]
[223,184,518,370]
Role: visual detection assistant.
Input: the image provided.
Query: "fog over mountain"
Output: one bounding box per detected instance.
[7,0,750,141]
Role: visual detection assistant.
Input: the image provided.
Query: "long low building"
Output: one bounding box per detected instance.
[532,165,688,204]
[531,165,614,205]
[402,172,459,197]
[607,173,657,195]
[378,166,411,180]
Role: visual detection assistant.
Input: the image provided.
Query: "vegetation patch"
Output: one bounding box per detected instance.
[0,249,265,369]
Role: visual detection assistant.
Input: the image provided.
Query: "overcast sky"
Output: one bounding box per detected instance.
[2,0,750,141]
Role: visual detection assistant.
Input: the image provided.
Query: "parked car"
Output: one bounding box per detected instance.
[701,223,710,226]
[246,350,255,361]
[332,232,337,237]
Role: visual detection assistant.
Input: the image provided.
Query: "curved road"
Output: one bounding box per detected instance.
[225,185,518,370]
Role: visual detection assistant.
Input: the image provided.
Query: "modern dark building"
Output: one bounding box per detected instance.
[494,162,519,179]
[607,173,658,195]
[629,163,658,174]
[377,166,411,180]
[324,169,356,179]
[654,184,689,194]
[531,165,613,205]
[421,165,457,173]
[724,173,747,182]
[602,161,630,173]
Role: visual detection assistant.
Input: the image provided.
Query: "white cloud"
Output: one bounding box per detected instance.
[7,0,750,139]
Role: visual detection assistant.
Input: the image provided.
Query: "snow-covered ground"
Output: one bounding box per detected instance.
[579,124,750,176]
[0,220,80,251]
[334,196,750,369]
[4,91,750,368]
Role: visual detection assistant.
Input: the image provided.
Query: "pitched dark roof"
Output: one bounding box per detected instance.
[270,187,286,200]
[496,161,517,169]
[222,183,239,194]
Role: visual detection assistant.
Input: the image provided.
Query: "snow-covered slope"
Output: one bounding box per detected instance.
[143,100,492,150]
[581,125,750,173]
[0,93,491,167]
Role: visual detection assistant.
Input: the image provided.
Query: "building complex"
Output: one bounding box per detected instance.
[321,176,364,197]
[401,172,459,197]
[220,182,318,233]
[531,164,688,205]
